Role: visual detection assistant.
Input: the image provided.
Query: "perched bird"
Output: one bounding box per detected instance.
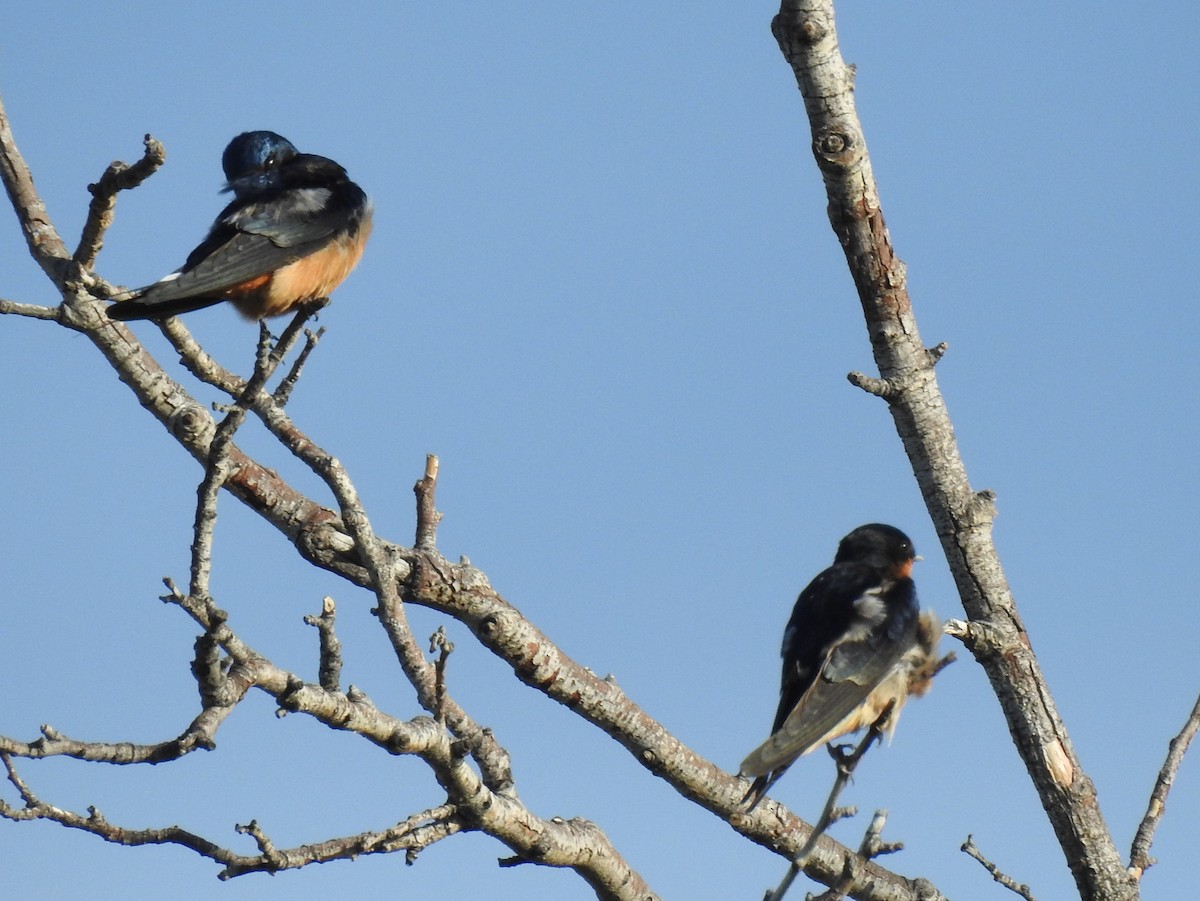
[739,523,941,809]
[107,130,372,321]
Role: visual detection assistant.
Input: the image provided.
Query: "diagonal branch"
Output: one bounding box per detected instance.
[0,88,948,901]
[0,92,70,281]
[961,835,1038,901]
[74,133,166,268]
[1129,691,1200,879]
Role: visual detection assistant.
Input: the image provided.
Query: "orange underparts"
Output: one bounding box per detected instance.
[230,223,373,320]
[225,273,272,297]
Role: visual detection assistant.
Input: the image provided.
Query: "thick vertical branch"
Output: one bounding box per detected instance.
[771,3,1136,900]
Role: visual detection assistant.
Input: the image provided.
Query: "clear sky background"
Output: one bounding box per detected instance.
[2,4,1198,900]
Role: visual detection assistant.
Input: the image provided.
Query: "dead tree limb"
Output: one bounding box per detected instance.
[770,2,1137,899]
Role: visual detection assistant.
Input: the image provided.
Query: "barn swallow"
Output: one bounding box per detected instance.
[739,523,941,810]
[107,130,372,321]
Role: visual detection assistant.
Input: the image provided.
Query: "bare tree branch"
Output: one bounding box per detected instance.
[161,315,247,393]
[1129,692,1200,879]
[0,57,966,901]
[770,3,1137,898]
[273,325,325,406]
[0,92,70,281]
[808,810,903,901]
[414,453,444,551]
[8,549,664,899]
[962,835,1038,901]
[764,708,894,901]
[304,596,344,692]
[429,625,455,723]
[74,133,166,268]
[0,752,466,879]
[0,297,58,318]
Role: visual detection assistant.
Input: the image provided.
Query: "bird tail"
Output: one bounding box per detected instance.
[106,292,226,321]
[739,764,790,811]
[741,775,770,811]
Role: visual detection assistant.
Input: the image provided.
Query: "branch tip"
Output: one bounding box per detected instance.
[846,371,897,400]
[961,835,1038,901]
[305,595,343,692]
[963,489,998,528]
[1129,691,1200,878]
[414,454,443,550]
[74,133,167,268]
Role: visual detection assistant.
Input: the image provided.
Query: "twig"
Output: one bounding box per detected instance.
[1,752,466,879]
[1129,691,1200,878]
[304,597,343,692]
[764,705,895,901]
[961,834,1038,901]
[160,317,246,395]
[429,627,455,722]
[75,133,166,267]
[194,305,325,410]
[189,430,236,602]
[807,810,899,901]
[0,297,58,319]
[273,326,325,406]
[187,324,279,601]
[846,371,897,400]
[414,453,443,550]
[858,809,902,859]
[189,311,319,573]
[232,386,515,798]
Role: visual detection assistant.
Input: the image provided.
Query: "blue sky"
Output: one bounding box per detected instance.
[2,4,1198,899]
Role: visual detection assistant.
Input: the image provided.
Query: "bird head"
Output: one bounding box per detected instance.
[834,523,918,578]
[221,131,299,197]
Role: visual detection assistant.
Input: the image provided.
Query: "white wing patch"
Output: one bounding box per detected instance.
[844,586,888,641]
[290,187,333,213]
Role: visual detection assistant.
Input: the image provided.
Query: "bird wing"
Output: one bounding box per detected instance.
[107,187,361,320]
[228,186,348,246]
[739,593,916,777]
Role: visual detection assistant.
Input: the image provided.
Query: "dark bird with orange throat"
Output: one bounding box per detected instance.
[107,130,371,322]
[739,523,941,809]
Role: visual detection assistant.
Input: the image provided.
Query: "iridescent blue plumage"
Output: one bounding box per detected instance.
[221,131,298,198]
[107,131,371,321]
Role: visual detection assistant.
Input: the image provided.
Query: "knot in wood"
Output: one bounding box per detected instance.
[771,12,827,48]
[799,17,826,42]
[169,402,214,444]
[478,613,499,636]
[812,128,858,168]
[386,728,410,753]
